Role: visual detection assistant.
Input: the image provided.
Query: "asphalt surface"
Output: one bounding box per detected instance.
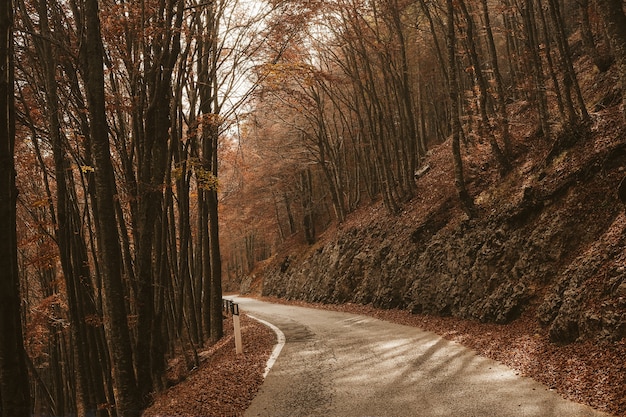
[232,296,610,417]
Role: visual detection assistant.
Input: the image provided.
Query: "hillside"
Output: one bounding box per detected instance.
[145,27,626,417]
[145,73,626,415]
[244,53,626,344]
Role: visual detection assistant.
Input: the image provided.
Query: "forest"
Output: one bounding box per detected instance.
[0,0,625,416]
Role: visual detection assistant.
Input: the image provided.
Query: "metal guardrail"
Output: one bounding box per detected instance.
[223,299,240,316]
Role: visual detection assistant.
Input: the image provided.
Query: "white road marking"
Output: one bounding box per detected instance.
[246,314,286,378]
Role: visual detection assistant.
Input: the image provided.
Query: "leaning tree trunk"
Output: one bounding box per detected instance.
[0,2,31,415]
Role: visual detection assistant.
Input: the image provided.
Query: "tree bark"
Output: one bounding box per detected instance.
[80,0,141,414]
[196,1,223,342]
[522,0,552,139]
[447,0,475,217]
[30,1,111,414]
[0,1,31,415]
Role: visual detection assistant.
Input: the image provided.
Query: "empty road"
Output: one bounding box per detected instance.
[232,296,610,417]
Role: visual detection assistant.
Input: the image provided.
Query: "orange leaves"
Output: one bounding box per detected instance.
[25,294,69,364]
[258,62,318,91]
[30,198,51,208]
[196,166,220,191]
[142,315,276,417]
[172,158,221,191]
[200,112,226,128]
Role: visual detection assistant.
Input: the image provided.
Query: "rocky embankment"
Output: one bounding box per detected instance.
[247,104,626,345]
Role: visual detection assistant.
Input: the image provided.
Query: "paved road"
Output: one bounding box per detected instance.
[232,297,610,417]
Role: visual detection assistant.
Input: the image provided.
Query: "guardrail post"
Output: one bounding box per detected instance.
[232,304,243,354]
[223,298,243,354]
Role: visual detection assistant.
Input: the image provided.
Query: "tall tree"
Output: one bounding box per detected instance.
[447,0,474,216]
[130,0,184,400]
[458,0,511,174]
[0,0,31,415]
[24,0,110,413]
[195,0,224,342]
[80,0,141,414]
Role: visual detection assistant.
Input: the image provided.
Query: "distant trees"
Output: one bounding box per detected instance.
[222,0,621,271]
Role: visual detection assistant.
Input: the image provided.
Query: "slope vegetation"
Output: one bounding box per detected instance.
[246,58,626,346]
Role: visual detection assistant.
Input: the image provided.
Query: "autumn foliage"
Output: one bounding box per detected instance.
[2,0,626,416]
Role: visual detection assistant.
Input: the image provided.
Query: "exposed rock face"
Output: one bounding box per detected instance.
[254,139,626,344]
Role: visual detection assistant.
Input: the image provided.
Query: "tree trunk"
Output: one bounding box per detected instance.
[80,0,141,414]
[546,0,590,124]
[458,0,511,175]
[447,0,475,217]
[579,0,613,72]
[594,0,626,120]
[196,1,223,342]
[300,168,316,245]
[0,1,31,414]
[32,1,110,413]
[389,0,419,194]
[199,189,211,341]
[522,0,552,139]
[536,1,568,122]
[284,191,296,235]
[480,0,513,156]
[208,185,223,342]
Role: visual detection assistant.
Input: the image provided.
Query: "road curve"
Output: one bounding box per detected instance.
[232,296,610,417]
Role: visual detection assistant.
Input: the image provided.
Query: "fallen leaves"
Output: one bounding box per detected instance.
[143,299,625,417]
[142,314,275,417]
[263,297,626,417]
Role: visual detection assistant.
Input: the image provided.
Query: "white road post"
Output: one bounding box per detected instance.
[232,303,243,354]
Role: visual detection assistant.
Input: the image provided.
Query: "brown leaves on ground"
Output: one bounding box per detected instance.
[264,297,626,417]
[143,314,275,417]
[144,299,625,417]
